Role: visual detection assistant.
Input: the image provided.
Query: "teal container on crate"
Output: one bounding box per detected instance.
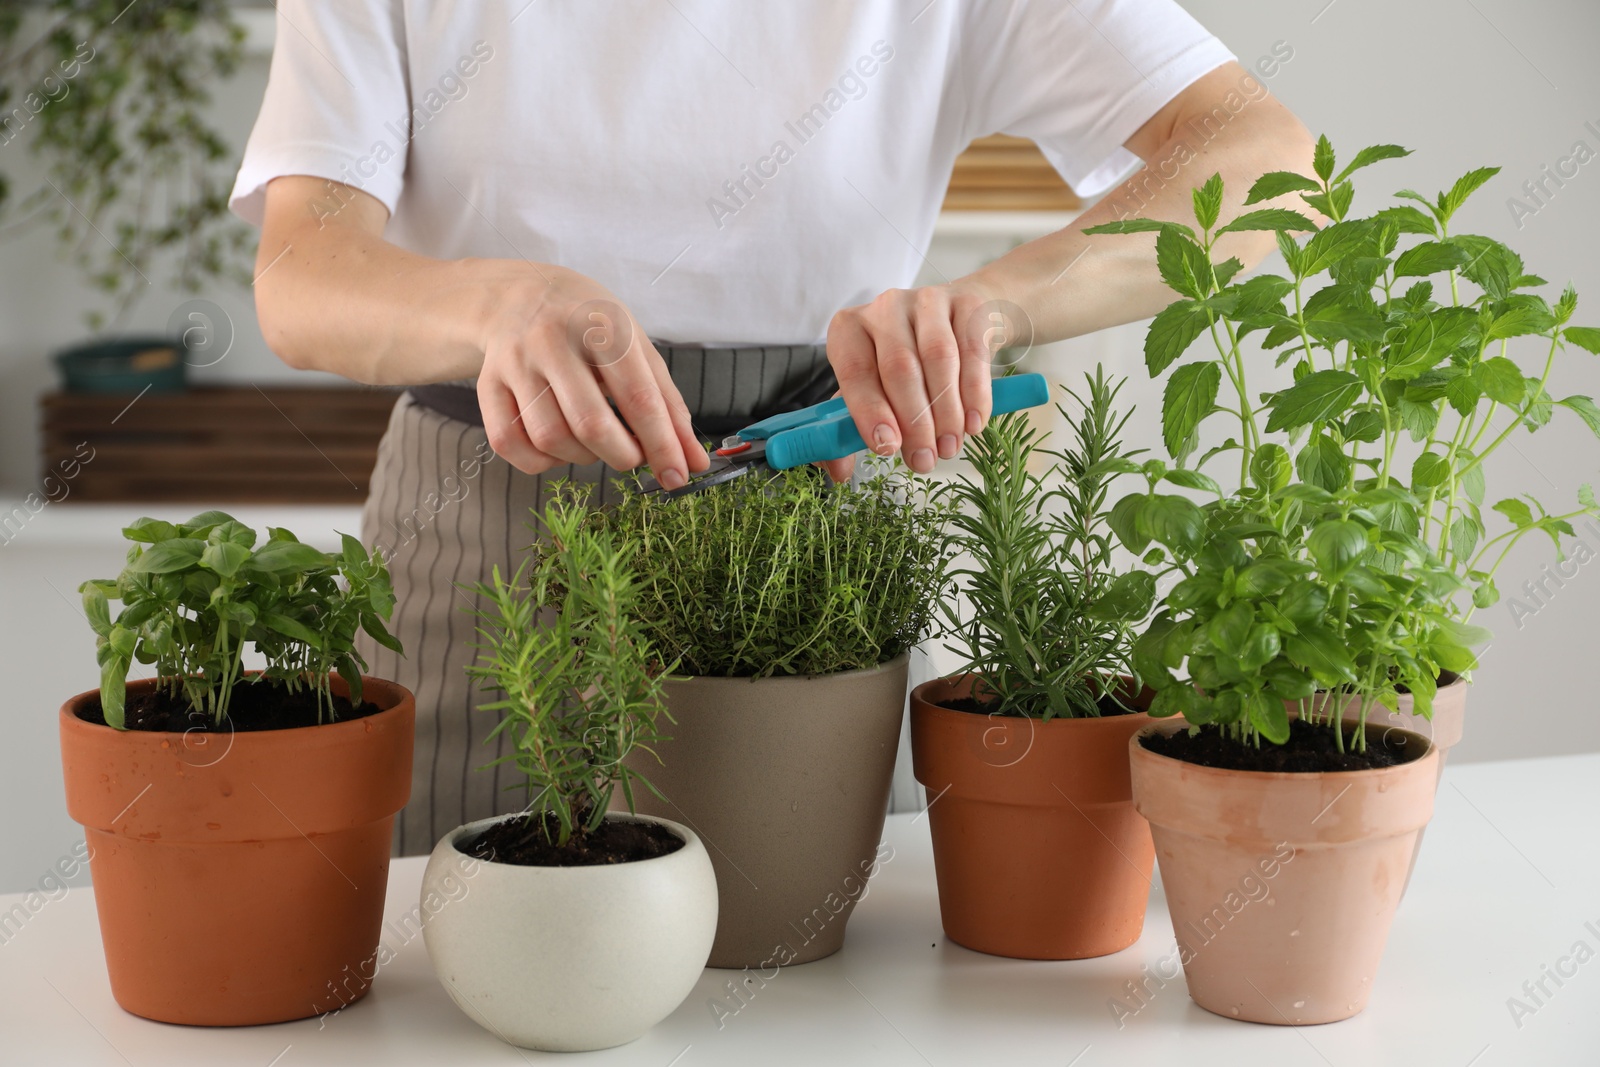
[54,336,188,394]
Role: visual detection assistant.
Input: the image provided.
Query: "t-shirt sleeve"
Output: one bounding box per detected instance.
[229,0,410,226]
[957,0,1236,198]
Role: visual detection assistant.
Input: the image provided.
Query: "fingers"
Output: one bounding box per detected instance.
[542,351,647,473]
[639,338,711,473]
[478,377,562,474]
[909,290,966,460]
[589,340,692,490]
[953,296,998,436]
[827,313,902,462]
[874,313,939,474]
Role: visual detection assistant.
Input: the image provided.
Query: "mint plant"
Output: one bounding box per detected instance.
[465,491,671,846]
[1082,138,1600,749]
[940,370,1153,719]
[82,511,402,728]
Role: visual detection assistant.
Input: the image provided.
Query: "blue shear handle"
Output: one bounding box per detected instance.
[764,372,1050,470]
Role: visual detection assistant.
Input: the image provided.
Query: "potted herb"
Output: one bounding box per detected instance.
[910,370,1160,960]
[1076,138,1599,1023]
[1,1,251,333]
[603,467,949,968]
[59,511,414,1026]
[421,493,716,1052]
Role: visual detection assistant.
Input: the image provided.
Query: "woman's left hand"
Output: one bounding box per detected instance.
[823,279,1022,482]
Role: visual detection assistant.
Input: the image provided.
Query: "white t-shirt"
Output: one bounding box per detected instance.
[231,0,1232,346]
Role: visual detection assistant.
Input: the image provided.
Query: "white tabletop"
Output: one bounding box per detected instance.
[4,754,1597,1065]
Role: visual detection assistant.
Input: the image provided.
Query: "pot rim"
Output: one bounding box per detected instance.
[442,811,705,874]
[910,671,1154,725]
[661,650,910,686]
[1129,717,1438,782]
[59,672,412,741]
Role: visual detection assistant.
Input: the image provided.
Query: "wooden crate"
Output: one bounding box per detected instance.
[942,134,1081,212]
[41,386,400,503]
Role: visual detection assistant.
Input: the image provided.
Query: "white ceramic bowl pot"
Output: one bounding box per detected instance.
[420,812,717,1052]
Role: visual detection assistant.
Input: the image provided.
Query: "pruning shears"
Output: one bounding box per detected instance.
[635,372,1051,498]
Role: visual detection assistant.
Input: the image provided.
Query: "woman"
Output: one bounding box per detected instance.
[232,0,1312,855]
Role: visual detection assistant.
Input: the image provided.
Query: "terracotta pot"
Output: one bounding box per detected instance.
[59,676,414,1025]
[422,813,717,1051]
[1316,675,1467,896]
[909,675,1154,959]
[1130,719,1438,1025]
[622,654,907,968]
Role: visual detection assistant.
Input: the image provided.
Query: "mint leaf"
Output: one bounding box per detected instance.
[1398,397,1440,441]
[1485,300,1557,340]
[1162,361,1221,457]
[1440,166,1502,222]
[1375,205,1439,237]
[1334,143,1411,183]
[1564,326,1600,354]
[1265,370,1364,432]
[1451,235,1522,300]
[1492,498,1534,527]
[1312,135,1336,181]
[1554,285,1578,327]
[1215,208,1319,236]
[1082,218,1196,239]
[1393,240,1471,279]
[1193,172,1225,231]
[1145,299,1212,375]
[1245,170,1322,205]
[1302,284,1389,343]
[1156,227,1212,299]
[1474,356,1526,404]
[1300,220,1375,278]
[1559,395,1600,440]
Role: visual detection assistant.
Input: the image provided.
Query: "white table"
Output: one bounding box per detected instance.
[4,754,1597,1065]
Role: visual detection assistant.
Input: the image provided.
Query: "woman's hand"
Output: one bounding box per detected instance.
[476,266,708,486]
[823,279,1021,482]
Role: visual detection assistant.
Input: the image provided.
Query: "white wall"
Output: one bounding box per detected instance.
[2,1,1598,893]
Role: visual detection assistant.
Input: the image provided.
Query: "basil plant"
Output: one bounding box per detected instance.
[1083,137,1600,749]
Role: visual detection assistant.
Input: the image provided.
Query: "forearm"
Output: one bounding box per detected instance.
[253,178,541,385]
[967,83,1316,344]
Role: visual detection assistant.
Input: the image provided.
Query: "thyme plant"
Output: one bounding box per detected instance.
[1082,137,1600,750]
[601,467,950,678]
[82,511,402,728]
[940,370,1152,719]
[466,492,671,847]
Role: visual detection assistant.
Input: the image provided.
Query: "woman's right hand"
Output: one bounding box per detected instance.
[476,265,708,488]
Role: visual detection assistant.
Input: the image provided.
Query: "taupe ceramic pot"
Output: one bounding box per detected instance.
[1130,719,1438,1025]
[623,655,908,969]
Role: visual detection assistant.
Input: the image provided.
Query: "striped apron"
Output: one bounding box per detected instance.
[356,344,930,856]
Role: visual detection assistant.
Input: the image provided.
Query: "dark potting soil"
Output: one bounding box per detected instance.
[76,679,381,732]
[1141,717,1420,773]
[936,692,1136,717]
[464,815,685,867]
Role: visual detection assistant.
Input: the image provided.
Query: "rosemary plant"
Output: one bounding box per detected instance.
[941,370,1152,719]
[1078,137,1600,750]
[82,511,401,728]
[601,466,950,678]
[466,492,671,846]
